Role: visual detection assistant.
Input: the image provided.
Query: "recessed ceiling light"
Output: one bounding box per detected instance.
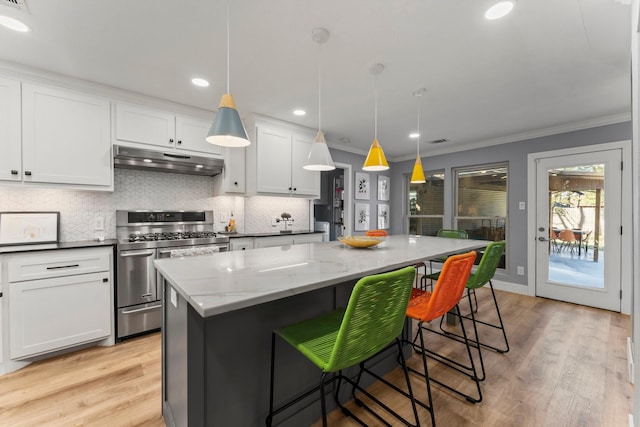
[0,16,29,32]
[196,164,204,168]
[143,159,152,163]
[485,1,514,20]
[293,109,306,116]
[191,78,210,87]
[409,132,420,139]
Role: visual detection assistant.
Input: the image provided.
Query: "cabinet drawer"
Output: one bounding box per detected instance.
[7,248,111,282]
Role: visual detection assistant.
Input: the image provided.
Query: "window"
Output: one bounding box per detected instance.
[455,164,508,268]
[407,171,444,236]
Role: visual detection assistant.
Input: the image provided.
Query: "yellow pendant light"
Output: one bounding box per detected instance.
[363,63,389,171]
[410,89,426,184]
[304,28,335,171]
[206,1,250,147]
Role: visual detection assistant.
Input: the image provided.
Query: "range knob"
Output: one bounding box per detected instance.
[147,213,156,222]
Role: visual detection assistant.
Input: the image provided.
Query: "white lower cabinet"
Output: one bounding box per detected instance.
[6,247,113,361]
[9,272,111,359]
[252,233,323,249]
[230,237,254,251]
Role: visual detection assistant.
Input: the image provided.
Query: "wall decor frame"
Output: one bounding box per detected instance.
[355,172,370,200]
[377,175,390,201]
[0,211,60,246]
[354,203,370,231]
[377,204,390,230]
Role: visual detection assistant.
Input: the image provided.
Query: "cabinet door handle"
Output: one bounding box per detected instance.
[24,171,32,176]
[177,140,182,145]
[102,278,109,283]
[11,170,18,175]
[288,187,292,191]
[234,181,238,186]
[141,293,153,298]
[293,187,297,192]
[46,264,80,270]
[169,138,174,144]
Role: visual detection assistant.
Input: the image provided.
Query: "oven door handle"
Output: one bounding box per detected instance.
[121,305,161,315]
[120,251,155,257]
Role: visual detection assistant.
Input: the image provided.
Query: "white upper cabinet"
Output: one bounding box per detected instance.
[246,115,320,198]
[0,77,21,182]
[214,147,246,194]
[21,83,112,189]
[114,103,222,157]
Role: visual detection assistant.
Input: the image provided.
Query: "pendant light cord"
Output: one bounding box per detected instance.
[417,96,421,156]
[374,74,378,140]
[226,0,230,94]
[318,42,322,132]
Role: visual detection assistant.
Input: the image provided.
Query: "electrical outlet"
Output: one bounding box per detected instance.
[94,216,104,231]
[517,266,525,275]
[271,217,279,226]
[518,201,526,210]
[220,212,229,223]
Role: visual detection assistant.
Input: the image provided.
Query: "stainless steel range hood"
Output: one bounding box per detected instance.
[114,145,224,176]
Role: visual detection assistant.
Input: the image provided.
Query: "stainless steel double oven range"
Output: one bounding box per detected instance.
[115,210,229,340]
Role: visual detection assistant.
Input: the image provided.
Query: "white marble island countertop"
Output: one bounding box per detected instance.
[154,234,490,318]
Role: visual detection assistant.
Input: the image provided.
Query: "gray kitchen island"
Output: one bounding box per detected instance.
[155,235,490,427]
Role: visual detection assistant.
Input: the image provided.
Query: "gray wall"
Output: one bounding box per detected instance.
[330,121,631,287]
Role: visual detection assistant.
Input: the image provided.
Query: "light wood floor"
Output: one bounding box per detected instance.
[0,289,632,426]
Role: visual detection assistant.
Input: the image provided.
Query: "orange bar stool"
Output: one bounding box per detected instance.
[404,251,479,425]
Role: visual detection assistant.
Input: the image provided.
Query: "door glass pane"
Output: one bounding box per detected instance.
[548,164,604,288]
[408,172,444,236]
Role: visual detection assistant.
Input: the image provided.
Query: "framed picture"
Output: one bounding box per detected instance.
[354,203,370,231]
[377,204,390,229]
[0,211,60,246]
[377,175,390,201]
[355,172,370,200]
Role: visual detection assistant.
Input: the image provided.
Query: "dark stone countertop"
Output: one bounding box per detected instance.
[218,230,323,238]
[0,239,118,254]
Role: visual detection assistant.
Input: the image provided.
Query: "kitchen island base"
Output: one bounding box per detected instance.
[162,278,410,427]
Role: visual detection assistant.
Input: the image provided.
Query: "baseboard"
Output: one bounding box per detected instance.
[491,279,529,295]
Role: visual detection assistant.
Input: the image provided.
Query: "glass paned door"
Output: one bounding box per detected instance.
[535,149,621,311]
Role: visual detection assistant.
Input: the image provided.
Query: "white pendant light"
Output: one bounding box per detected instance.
[304,28,335,171]
[206,1,250,148]
[363,63,389,172]
[410,89,426,184]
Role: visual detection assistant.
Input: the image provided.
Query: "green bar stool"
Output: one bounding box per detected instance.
[266,266,421,427]
[439,241,509,356]
[426,229,469,285]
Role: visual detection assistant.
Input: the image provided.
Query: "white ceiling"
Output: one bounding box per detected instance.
[0,0,631,160]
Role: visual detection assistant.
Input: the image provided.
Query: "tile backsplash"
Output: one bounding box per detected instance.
[0,169,311,242]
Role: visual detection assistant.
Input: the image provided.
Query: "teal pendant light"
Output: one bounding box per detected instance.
[206,1,250,148]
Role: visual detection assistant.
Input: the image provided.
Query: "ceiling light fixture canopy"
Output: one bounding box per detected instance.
[304,27,335,171]
[206,1,250,148]
[485,1,514,20]
[410,88,427,184]
[363,63,389,172]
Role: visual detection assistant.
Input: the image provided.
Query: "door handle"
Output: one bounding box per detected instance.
[538,237,549,242]
[121,305,160,315]
[120,251,154,257]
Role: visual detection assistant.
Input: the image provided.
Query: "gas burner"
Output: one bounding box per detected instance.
[127,231,218,242]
